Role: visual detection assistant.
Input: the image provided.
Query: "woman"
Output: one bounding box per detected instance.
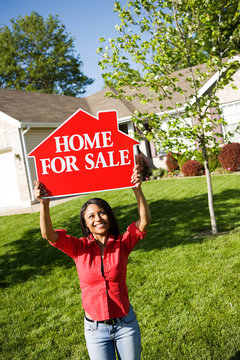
[34,165,151,360]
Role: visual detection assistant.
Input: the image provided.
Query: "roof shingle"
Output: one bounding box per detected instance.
[0,61,225,124]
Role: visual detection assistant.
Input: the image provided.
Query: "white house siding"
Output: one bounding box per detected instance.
[0,116,30,207]
[217,69,240,142]
[138,139,149,158]
[217,69,240,104]
[220,101,240,142]
[152,155,168,170]
[0,150,21,207]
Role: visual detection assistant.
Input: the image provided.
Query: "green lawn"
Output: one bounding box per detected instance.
[1,174,240,359]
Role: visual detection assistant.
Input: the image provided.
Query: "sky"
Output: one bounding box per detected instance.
[0,0,122,96]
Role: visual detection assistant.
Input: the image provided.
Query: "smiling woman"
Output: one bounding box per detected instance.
[80,198,120,239]
[33,165,151,360]
[84,204,110,236]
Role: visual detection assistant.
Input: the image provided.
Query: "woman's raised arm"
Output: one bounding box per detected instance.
[131,166,151,232]
[33,181,58,244]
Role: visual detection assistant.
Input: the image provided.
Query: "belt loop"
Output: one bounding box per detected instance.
[93,320,98,330]
[116,317,122,325]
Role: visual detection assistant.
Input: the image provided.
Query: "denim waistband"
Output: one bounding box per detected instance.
[84,315,122,325]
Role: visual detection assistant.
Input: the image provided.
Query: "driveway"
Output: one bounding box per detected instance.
[0,195,80,216]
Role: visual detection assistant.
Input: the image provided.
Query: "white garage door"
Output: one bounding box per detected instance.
[0,151,21,208]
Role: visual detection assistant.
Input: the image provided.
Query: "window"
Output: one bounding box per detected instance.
[119,123,128,134]
[220,101,240,142]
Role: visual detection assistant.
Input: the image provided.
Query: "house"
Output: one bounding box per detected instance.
[0,61,239,209]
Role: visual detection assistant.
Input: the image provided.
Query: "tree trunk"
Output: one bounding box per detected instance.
[204,160,218,235]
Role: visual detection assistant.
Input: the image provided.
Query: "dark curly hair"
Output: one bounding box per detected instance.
[80,198,120,237]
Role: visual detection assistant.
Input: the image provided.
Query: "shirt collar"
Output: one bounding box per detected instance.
[88,233,116,243]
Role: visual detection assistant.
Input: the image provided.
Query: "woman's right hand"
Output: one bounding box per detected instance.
[34,181,50,204]
[34,181,57,243]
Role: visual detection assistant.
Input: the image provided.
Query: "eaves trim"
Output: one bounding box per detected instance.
[20,122,62,128]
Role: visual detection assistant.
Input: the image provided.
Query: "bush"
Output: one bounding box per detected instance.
[218,142,240,171]
[149,168,166,180]
[178,154,192,170]
[211,167,229,175]
[181,160,205,177]
[178,149,220,173]
[207,148,221,172]
[166,152,179,172]
[135,153,151,179]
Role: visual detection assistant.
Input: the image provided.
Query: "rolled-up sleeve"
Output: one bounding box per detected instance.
[50,229,83,259]
[121,222,147,254]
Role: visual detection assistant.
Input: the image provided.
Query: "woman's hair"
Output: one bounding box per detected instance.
[80,198,120,237]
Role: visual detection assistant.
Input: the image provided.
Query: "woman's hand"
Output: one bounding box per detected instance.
[33,181,50,204]
[131,165,142,189]
[34,181,57,243]
[131,165,151,232]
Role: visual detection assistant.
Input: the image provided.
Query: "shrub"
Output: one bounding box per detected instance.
[211,167,229,175]
[207,148,221,172]
[166,152,179,172]
[178,149,220,173]
[218,142,240,171]
[181,160,205,177]
[149,168,165,180]
[135,153,151,179]
[178,153,192,170]
[154,168,165,178]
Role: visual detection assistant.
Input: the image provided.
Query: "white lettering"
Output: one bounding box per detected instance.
[95,152,108,168]
[108,151,119,167]
[41,156,80,174]
[51,157,66,173]
[41,158,51,174]
[85,153,95,170]
[84,150,132,170]
[54,136,70,153]
[54,132,114,153]
[69,134,84,151]
[84,133,101,149]
[65,156,79,172]
[102,131,113,148]
[119,149,130,165]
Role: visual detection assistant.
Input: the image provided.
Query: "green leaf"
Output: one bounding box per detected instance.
[0,12,94,96]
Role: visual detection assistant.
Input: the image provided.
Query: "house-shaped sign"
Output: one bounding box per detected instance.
[28,109,139,198]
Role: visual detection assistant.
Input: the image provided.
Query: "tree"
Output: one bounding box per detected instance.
[98,0,240,234]
[0,12,94,96]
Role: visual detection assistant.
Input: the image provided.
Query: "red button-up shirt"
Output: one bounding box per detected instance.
[51,222,146,321]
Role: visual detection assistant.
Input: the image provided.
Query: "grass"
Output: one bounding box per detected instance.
[1,174,240,359]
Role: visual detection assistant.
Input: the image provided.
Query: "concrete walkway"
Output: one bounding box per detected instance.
[0,196,80,216]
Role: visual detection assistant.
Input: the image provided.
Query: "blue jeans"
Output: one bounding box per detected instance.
[84,305,141,360]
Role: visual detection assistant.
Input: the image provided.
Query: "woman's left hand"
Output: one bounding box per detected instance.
[131,164,151,231]
[131,165,142,189]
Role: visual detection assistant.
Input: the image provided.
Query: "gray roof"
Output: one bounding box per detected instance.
[0,62,218,124]
[0,87,121,123]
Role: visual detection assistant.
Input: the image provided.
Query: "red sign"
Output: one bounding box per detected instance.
[28,109,139,198]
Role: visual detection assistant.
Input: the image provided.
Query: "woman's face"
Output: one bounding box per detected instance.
[84,204,110,237]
